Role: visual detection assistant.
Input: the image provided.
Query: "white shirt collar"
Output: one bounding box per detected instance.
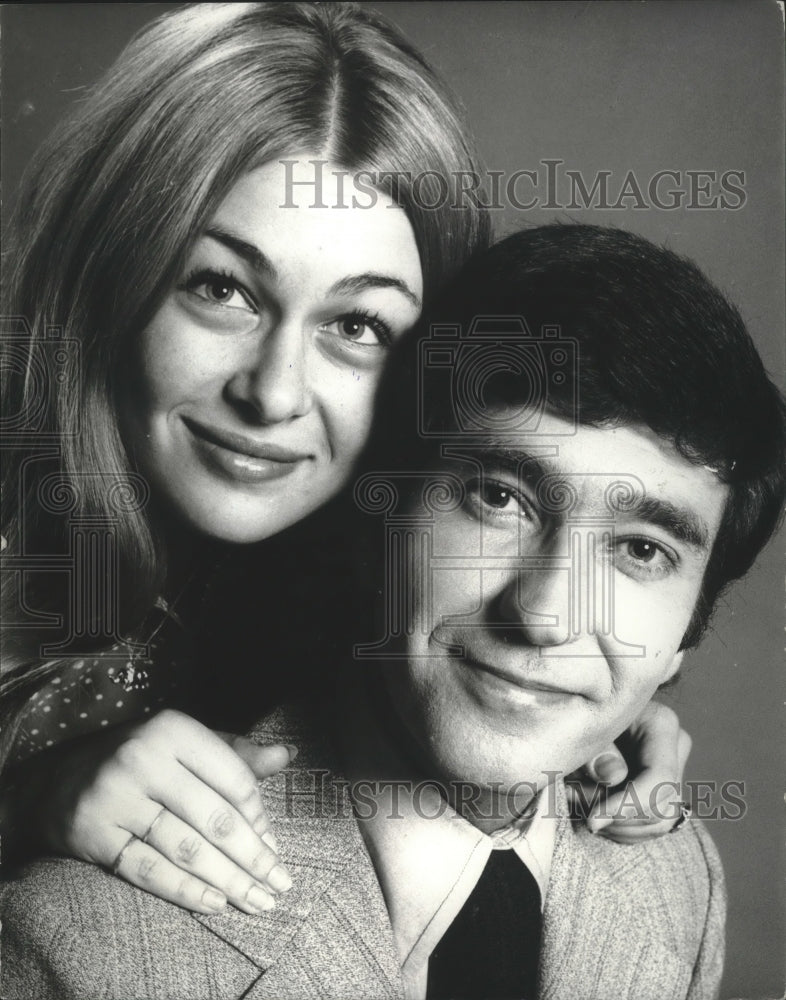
[337,673,557,1000]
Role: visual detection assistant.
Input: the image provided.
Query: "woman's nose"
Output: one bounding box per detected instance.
[225,322,312,424]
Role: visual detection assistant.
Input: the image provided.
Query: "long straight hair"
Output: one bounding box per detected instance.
[1,3,491,722]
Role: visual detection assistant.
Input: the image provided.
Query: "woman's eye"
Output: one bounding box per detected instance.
[319,313,392,347]
[613,537,676,581]
[183,270,256,313]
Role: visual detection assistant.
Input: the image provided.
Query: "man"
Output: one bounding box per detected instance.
[2,226,784,999]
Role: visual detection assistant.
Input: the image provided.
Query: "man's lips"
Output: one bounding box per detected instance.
[182,417,312,463]
[458,653,583,699]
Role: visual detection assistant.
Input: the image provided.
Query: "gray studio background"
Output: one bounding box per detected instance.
[2,3,784,997]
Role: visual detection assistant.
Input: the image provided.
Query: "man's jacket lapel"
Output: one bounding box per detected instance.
[190,708,712,1000]
[538,794,697,1000]
[193,706,405,998]
[245,836,404,998]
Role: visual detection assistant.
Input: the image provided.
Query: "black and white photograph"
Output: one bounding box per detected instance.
[1,4,784,999]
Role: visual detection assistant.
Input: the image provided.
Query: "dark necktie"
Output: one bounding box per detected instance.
[426,847,542,1000]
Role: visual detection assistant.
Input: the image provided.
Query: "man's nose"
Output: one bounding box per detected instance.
[225,321,312,424]
[496,524,613,647]
[497,553,574,647]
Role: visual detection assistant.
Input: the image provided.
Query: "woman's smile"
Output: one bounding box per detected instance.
[125,159,423,541]
[181,416,312,485]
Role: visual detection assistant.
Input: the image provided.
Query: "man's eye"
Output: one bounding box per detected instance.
[480,482,517,511]
[627,539,658,562]
[182,269,256,313]
[465,477,535,522]
[318,312,392,347]
[613,537,677,581]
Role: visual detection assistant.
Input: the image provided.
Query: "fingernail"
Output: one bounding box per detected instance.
[252,816,269,838]
[283,744,299,762]
[260,830,278,854]
[246,885,275,912]
[588,815,613,834]
[266,863,292,894]
[261,830,279,853]
[592,753,626,784]
[203,888,226,911]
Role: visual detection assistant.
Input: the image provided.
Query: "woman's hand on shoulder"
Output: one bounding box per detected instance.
[31,708,295,913]
[568,701,692,842]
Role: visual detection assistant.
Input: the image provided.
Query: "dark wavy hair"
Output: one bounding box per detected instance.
[369,224,786,648]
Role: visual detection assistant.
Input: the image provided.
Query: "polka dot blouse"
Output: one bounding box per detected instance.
[11,598,193,765]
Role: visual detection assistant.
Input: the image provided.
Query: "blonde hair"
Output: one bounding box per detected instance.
[1,3,490,695]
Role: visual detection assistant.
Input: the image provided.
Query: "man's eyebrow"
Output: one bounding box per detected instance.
[456,446,556,490]
[203,227,277,279]
[488,448,551,479]
[329,273,422,309]
[463,447,712,550]
[614,495,711,551]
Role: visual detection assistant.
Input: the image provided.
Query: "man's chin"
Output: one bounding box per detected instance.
[426,744,562,798]
[425,769,546,829]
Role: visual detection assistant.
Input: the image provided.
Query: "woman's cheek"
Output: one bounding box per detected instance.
[320,364,382,460]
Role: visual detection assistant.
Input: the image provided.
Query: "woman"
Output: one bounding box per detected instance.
[0,1,688,917]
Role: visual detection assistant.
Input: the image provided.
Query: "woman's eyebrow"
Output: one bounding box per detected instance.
[203,227,277,279]
[329,273,422,309]
[201,228,421,308]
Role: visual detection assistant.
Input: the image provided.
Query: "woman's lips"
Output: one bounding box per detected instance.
[182,416,311,484]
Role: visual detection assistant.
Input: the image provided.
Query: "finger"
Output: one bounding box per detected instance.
[110,832,229,915]
[142,808,278,914]
[133,711,269,833]
[125,716,276,846]
[62,780,155,863]
[564,778,609,823]
[626,702,682,780]
[149,766,292,895]
[582,745,629,785]
[569,777,676,833]
[588,778,684,834]
[676,728,693,776]
[165,724,274,836]
[587,703,684,832]
[217,735,296,780]
[593,816,681,843]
